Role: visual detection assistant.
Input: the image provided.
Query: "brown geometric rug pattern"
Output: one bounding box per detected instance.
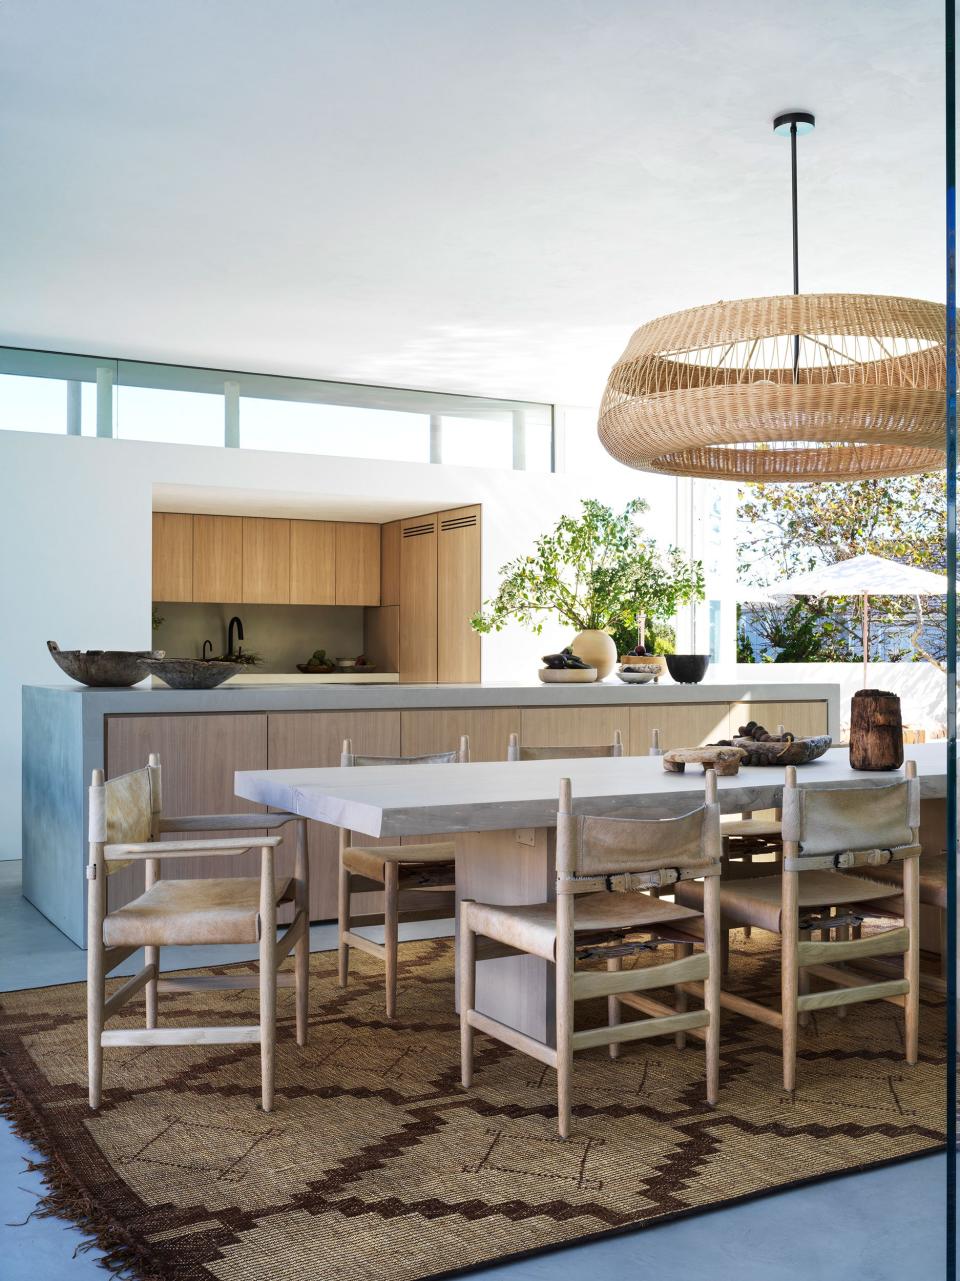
[0,933,947,1281]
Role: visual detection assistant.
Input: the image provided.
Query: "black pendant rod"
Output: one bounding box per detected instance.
[773,111,815,384]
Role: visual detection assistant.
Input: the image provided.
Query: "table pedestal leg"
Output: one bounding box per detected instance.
[455,826,556,1047]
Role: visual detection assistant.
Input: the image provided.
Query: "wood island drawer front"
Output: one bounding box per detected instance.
[104,713,271,912]
[729,700,828,738]
[629,705,731,756]
[268,710,401,920]
[520,707,632,753]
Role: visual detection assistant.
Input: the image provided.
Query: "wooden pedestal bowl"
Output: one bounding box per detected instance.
[732,735,832,767]
[663,746,746,776]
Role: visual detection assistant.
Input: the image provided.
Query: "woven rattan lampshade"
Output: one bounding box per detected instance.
[597,292,947,481]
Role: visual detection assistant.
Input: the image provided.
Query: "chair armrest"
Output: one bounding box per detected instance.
[105,835,283,859]
[158,812,298,832]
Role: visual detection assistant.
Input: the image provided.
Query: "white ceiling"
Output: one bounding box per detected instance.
[0,0,944,409]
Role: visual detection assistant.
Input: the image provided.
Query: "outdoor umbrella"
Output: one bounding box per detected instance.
[760,553,949,687]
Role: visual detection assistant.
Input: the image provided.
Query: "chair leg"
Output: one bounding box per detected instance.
[337,855,351,988]
[939,906,948,981]
[460,901,475,1088]
[781,873,799,1096]
[87,933,105,1110]
[555,895,575,1139]
[674,942,692,1049]
[798,929,811,1028]
[384,861,399,1019]
[834,916,848,1019]
[295,818,309,1047]
[259,847,277,1113]
[903,856,920,1066]
[144,945,159,1029]
[703,878,721,1106]
[720,928,730,977]
[607,956,621,1059]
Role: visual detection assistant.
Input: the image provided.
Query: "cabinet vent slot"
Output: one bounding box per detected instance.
[403,522,435,538]
[440,515,478,531]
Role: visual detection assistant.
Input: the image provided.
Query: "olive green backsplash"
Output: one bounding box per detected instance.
[152,602,366,673]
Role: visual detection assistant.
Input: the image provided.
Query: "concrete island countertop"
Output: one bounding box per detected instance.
[23,678,842,718]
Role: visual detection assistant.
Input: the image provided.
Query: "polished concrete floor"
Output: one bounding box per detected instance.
[0,860,949,1281]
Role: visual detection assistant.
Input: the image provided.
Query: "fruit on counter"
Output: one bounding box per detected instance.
[541,647,595,671]
[627,643,648,656]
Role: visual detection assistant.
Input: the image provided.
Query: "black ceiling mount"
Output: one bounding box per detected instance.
[773,110,815,380]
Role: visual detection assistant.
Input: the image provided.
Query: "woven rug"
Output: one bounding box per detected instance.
[0,934,946,1281]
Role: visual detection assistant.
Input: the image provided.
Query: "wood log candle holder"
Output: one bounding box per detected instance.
[849,689,904,772]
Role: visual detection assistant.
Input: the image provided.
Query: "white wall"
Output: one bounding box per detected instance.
[716,661,947,735]
[0,425,660,859]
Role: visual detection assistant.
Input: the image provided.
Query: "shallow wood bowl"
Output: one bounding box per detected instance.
[663,746,746,776]
[732,735,833,766]
[47,640,163,688]
[143,658,241,689]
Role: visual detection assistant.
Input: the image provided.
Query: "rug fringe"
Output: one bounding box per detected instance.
[0,1075,174,1281]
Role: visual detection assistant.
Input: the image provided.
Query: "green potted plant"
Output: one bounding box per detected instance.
[471,499,704,679]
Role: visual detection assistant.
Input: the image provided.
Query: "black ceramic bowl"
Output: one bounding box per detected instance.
[665,654,710,684]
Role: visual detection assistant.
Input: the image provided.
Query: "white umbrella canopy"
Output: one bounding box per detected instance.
[761,553,949,687]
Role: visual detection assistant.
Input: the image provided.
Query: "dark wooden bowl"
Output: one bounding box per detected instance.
[47,641,163,687]
[732,735,833,766]
[143,658,240,689]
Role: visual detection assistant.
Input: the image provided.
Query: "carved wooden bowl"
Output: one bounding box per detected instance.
[732,735,833,766]
[47,641,163,687]
[663,746,746,776]
[143,658,241,689]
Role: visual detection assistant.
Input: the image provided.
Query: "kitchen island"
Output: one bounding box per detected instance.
[22,679,840,945]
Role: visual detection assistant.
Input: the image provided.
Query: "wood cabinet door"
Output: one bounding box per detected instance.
[335,523,381,605]
[242,517,290,604]
[399,514,438,682]
[104,713,269,911]
[152,513,193,602]
[729,700,829,738]
[520,706,632,753]
[629,703,731,756]
[380,520,400,606]
[193,515,243,602]
[401,708,516,763]
[437,505,481,683]
[290,519,336,604]
[267,710,401,919]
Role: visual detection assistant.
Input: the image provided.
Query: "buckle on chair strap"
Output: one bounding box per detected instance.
[606,868,679,893]
[832,848,893,870]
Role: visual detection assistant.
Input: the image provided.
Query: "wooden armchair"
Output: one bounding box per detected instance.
[338,736,469,1017]
[675,762,920,1093]
[506,729,624,760]
[87,754,309,1113]
[460,772,722,1138]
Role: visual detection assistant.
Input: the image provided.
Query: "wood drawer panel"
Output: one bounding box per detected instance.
[267,710,401,919]
[629,704,731,756]
[104,713,271,912]
[520,707,632,754]
[729,700,828,739]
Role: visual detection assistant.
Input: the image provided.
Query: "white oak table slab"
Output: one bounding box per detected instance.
[235,744,949,1045]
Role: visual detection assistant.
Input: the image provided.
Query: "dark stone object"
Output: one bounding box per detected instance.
[541,647,594,671]
[48,641,163,688]
[143,658,242,689]
[664,654,710,684]
[849,689,904,771]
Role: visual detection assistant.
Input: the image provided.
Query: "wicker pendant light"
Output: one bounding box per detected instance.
[597,112,947,482]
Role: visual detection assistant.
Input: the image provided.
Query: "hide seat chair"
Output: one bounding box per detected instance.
[859,852,948,989]
[675,763,921,1093]
[338,736,469,1017]
[87,755,309,1113]
[718,812,783,944]
[506,729,624,761]
[460,772,723,1138]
